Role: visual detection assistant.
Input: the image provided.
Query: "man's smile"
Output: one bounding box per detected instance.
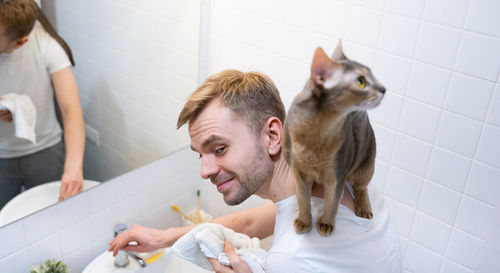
[215,177,233,192]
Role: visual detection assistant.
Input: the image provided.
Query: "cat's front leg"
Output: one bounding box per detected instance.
[347,159,374,219]
[293,168,313,234]
[317,169,342,236]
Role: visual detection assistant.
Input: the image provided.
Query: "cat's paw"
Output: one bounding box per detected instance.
[316,221,334,236]
[355,209,373,219]
[294,218,311,234]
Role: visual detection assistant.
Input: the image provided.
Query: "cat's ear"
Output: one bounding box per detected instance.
[331,40,347,61]
[311,47,332,87]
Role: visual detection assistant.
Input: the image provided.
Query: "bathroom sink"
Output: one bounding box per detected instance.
[0,180,100,226]
[83,248,211,273]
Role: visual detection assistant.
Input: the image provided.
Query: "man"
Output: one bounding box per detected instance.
[0,0,85,208]
[109,70,402,272]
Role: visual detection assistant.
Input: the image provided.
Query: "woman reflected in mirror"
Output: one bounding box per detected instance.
[0,0,85,210]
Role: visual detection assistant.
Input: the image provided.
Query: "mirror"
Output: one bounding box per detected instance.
[0,0,202,226]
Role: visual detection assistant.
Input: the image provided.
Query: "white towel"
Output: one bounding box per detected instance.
[172,223,267,273]
[0,93,37,144]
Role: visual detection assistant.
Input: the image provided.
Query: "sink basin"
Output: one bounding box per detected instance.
[83,248,211,273]
[0,180,100,226]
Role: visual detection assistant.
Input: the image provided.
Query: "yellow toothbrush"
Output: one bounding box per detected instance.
[171,205,191,221]
[145,252,164,264]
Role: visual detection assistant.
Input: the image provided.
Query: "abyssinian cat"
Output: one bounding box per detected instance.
[283,41,386,236]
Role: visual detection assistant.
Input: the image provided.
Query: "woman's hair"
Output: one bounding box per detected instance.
[177,69,286,136]
[0,0,74,65]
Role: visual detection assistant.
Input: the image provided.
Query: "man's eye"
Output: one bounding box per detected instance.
[215,146,226,155]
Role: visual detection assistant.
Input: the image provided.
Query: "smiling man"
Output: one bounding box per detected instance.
[109,69,402,273]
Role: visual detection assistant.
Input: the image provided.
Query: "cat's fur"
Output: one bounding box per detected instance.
[283,41,386,236]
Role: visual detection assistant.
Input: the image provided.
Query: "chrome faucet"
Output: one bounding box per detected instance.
[113,224,146,268]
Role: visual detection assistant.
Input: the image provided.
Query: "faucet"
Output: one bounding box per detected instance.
[113,224,146,268]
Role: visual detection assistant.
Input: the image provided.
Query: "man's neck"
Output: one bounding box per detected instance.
[254,153,356,213]
[255,154,295,202]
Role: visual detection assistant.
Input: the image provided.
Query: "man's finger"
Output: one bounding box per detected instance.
[224,241,251,272]
[109,233,131,256]
[207,257,233,273]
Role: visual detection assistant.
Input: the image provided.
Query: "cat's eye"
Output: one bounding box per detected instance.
[355,76,366,89]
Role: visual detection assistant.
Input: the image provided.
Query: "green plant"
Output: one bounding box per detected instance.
[30,259,70,273]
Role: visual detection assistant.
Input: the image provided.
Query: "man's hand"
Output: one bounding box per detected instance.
[58,169,83,201]
[0,98,12,123]
[207,241,252,273]
[108,225,171,256]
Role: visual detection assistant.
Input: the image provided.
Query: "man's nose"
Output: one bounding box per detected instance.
[200,156,218,180]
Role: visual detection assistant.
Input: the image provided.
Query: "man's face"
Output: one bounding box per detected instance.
[189,99,273,205]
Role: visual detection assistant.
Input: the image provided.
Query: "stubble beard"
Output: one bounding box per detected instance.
[225,144,273,205]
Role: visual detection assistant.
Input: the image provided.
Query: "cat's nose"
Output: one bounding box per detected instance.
[378,86,386,94]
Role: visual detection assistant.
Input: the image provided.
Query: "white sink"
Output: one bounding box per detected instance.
[0,180,100,226]
[83,248,211,273]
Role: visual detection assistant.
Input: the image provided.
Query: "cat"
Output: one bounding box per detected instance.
[283,41,386,236]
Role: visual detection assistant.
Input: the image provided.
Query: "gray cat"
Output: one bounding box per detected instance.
[283,41,386,236]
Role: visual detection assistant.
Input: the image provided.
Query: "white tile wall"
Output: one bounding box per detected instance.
[454,32,500,81]
[386,167,424,208]
[418,181,461,225]
[427,148,471,192]
[465,161,500,206]
[415,22,461,69]
[398,98,441,143]
[486,84,500,126]
[391,134,433,176]
[405,242,443,272]
[423,0,470,28]
[406,61,451,107]
[411,212,451,254]
[373,51,412,95]
[378,14,420,58]
[42,0,201,181]
[447,228,485,270]
[385,0,425,19]
[445,72,494,121]
[475,124,500,168]
[465,0,500,38]
[205,1,500,272]
[435,111,482,157]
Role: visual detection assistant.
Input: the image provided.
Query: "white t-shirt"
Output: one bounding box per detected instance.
[0,25,71,158]
[265,185,402,273]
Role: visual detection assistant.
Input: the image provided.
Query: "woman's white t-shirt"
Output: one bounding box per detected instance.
[0,25,71,158]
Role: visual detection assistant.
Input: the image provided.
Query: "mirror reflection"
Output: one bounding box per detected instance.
[0,0,201,226]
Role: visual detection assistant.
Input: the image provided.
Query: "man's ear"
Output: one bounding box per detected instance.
[13,36,29,50]
[263,117,282,156]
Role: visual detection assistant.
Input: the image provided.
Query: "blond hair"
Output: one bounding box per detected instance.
[177,70,286,135]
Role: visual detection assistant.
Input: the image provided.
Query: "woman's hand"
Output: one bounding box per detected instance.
[207,241,252,273]
[0,98,12,123]
[58,169,83,201]
[0,109,12,122]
